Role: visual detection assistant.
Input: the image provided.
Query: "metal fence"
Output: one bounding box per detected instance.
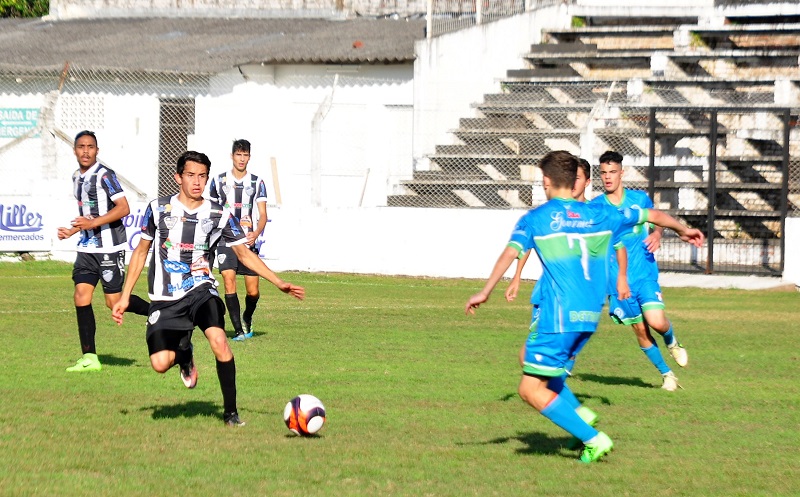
[427,0,561,37]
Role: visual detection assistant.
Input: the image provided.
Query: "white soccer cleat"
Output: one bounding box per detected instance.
[661,371,681,391]
[668,342,689,367]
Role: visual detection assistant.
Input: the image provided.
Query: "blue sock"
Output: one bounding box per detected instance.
[662,322,676,347]
[641,344,671,375]
[541,395,598,443]
[548,375,580,410]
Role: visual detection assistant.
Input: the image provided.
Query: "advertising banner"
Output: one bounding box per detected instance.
[0,197,51,252]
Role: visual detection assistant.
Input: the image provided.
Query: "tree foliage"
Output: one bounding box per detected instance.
[0,0,48,17]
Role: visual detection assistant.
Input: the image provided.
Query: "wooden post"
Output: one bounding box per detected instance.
[270,157,282,205]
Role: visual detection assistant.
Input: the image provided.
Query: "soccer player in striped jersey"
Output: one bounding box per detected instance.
[57,130,150,373]
[207,139,269,341]
[591,150,689,392]
[112,151,304,427]
[465,151,703,463]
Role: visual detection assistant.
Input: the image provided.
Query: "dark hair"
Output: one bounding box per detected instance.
[599,150,623,165]
[577,158,591,179]
[176,151,211,175]
[538,151,577,189]
[74,130,97,146]
[232,139,251,154]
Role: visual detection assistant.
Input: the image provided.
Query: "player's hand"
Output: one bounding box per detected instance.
[57,227,74,240]
[465,293,488,315]
[617,280,631,300]
[505,277,521,302]
[245,232,258,246]
[279,282,305,300]
[644,230,662,253]
[70,216,96,231]
[679,228,705,248]
[112,298,129,325]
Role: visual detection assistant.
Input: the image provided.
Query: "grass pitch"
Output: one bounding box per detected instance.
[0,261,797,496]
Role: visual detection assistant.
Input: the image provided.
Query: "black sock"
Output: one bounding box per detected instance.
[128,294,150,316]
[173,333,193,367]
[76,304,96,355]
[225,293,242,333]
[216,357,237,414]
[242,294,259,325]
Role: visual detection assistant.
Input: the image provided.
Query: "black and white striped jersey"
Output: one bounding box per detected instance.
[207,172,268,245]
[140,194,248,301]
[71,162,128,253]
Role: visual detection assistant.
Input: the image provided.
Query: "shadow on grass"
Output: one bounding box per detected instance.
[97,354,136,367]
[139,400,221,421]
[573,372,653,389]
[463,432,577,459]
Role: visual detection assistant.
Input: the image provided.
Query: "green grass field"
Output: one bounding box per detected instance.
[0,261,798,496]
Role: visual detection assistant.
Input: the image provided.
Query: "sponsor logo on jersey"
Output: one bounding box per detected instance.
[550,211,592,231]
[217,253,226,264]
[163,238,210,252]
[168,277,197,293]
[102,269,113,282]
[566,210,581,219]
[163,260,190,273]
[244,186,255,197]
[570,310,601,323]
[240,215,252,229]
[102,175,119,195]
[190,257,210,276]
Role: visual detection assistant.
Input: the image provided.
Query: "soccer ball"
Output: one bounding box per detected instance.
[284,394,326,436]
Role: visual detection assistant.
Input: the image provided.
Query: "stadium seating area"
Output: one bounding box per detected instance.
[388,14,800,258]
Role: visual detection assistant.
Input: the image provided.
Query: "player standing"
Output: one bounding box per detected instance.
[207,139,269,341]
[591,150,689,391]
[466,151,703,463]
[112,151,304,426]
[57,130,150,372]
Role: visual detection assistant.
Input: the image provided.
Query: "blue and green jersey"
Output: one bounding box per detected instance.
[508,197,645,334]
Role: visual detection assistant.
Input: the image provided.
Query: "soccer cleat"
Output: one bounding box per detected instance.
[580,432,614,463]
[66,353,102,372]
[667,342,689,367]
[179,357,198,389]
[224,411,246,427]
[241,320,254,339]
[232,331,249,341]
[661,371,682,391]
[567,406,599,450]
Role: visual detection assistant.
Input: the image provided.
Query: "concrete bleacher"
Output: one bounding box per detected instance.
[388,14,800,234]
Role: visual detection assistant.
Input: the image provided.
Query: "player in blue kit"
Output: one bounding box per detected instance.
[465,151,704,463]
[591,151,689,392]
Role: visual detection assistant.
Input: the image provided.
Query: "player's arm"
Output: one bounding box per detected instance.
[644,209,704,247]
[71,196,131,231]
[505,250,530,302]
[615,245,630,300]
[232,243,304,300]
[466,245,519,315]
[247,201,268,246]
[112,237,152,325]
[57,225,80,239]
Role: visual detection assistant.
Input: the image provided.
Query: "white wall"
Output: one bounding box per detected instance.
[412,6,570,167]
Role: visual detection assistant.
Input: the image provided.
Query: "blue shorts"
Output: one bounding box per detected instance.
[608,279,665,325]
[522,307,593,377]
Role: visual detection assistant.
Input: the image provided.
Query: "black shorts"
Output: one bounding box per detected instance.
[145,285,226,355]
[72,250,126,294]
[215,243,259,276]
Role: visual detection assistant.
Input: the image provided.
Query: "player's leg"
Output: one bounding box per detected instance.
[145,298,196,387]
[195,293,244,426]
[612,291,674,381]
[241,275,260,338]
[640,280,688,367]
[520,331,612,462]
[67,254,101,372]
[216,245,244,338]
[101,251,150,315]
